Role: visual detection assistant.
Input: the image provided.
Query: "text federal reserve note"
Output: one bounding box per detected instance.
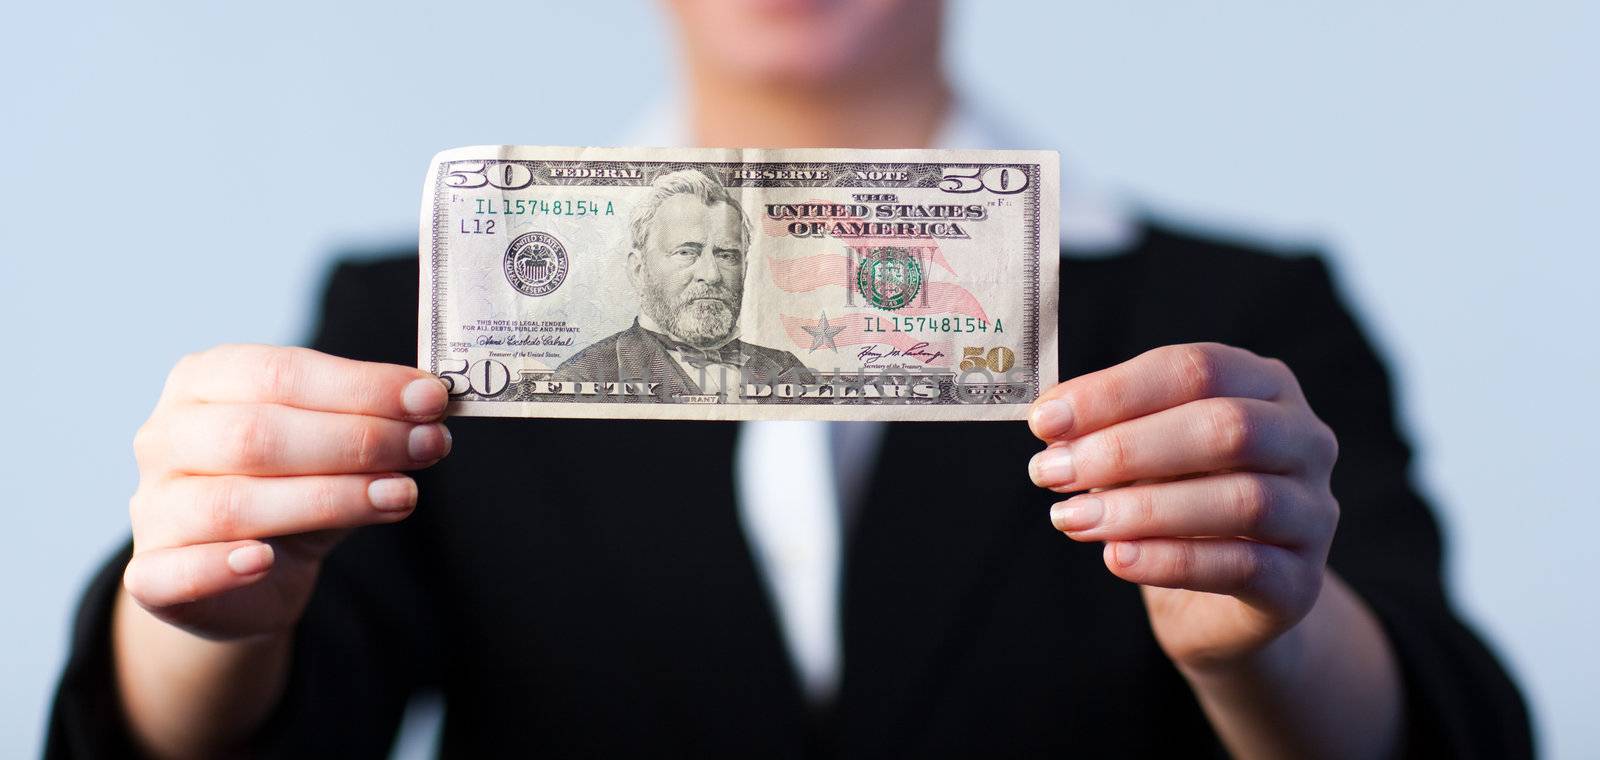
[420,145,1058,421]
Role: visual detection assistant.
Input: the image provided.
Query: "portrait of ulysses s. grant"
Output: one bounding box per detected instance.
[551,169,816,401]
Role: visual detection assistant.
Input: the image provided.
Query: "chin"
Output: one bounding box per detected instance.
[673,301,739,346]
[674,0,931,87]
[726,34,867,85]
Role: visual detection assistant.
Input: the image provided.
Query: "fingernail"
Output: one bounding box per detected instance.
[407,424,452,462]
[1030,398,1074,438]
[1050,496,1103,532]
[402,378,448,418]
[368,476,417,511]
[1029,447,1075,487]
[226,544,274,575]
[1113,541,1141,567]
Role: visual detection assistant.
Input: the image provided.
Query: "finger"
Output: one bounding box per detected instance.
[1029,397,1326,492]
[123,540,276,609]
[133,474,418,550]
[161,403,451,476]
[164,344,448,422]
[1049,473,1335,548]
[1028,343,1299,441]
[1102,538,1311,610]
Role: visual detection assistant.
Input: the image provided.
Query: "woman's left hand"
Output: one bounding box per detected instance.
[1027,342,1341,672]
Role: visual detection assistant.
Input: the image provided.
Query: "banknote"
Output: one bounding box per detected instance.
[419,145,1059,421]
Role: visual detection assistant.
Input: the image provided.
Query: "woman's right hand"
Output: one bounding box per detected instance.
[123,344,452,640]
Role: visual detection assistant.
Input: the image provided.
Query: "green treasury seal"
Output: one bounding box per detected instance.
[855,247,923,311]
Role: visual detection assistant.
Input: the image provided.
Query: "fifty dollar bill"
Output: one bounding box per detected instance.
[420,145,1059,421]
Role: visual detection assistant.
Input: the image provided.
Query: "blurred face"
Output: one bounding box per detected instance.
[633,194,748,347]
[665,0,940,86]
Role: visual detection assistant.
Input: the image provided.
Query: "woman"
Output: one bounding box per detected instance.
[48,2,1530,757]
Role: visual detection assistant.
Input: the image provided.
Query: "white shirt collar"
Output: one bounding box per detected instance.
[622,95,1139,256]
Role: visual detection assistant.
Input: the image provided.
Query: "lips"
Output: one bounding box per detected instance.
[682,290,734,307]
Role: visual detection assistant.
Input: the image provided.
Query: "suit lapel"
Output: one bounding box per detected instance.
[583,421,811,757]
[738,344,788,385]
[616,322,700,397]
[836,419,1044,756]
[833,251,1145,755]
[569,251,1149,755]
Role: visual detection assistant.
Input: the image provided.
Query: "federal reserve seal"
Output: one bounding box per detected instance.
[855,247,923,310]
[503,231,569,297]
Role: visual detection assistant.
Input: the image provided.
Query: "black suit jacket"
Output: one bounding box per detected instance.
[47,223,1532,759]
[551,320,816,398]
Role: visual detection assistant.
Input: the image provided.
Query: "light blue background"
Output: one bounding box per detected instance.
[2,2,1595,757]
